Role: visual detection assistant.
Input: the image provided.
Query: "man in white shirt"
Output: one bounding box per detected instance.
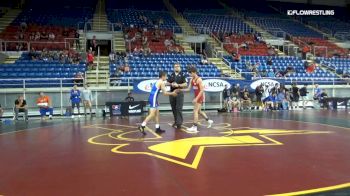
[82,84,93,117]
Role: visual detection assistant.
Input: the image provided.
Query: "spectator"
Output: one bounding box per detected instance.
[241,91,252,111]
[277,89,288,110]
[313,84,321,108]
[299,84,309,109]
[18,31,24,40]
[0,104,4,121]
[87,50,94,70]
[74,30,80,49]
[255,84,263,110]
[48,32,55,41]
[20,21,27,31]
[41,31,48,40]
[267,57,273,66]
[223,84,231,111]
[82,84,93,117]
[267,69,275,78]
[29,32,35,40]
[74,72,84,85]
[90,35,97,52]
[268,46,276,55]
[164,39,172,47]
[109,51,116,63]
[35,31,41,40]
[263,93,277,111]
[14,95,28,121]
[110,69,123,86]
[62,28,69,37]
[230,83,240,96]
[125,92,135,102]
[70,85,81,118]
[319,89,329,109]
[233,53,241,62]
[228,92,241,112]
[37,92,53,121]
[291,83,300,110]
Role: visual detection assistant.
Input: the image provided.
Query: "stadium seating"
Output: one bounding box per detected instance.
[0,53,86,88]
[107,9,180,32]
[124,28,183,53]
[106,0,166,10]
[184,13,253,34]
[110,53,222,85]
[296,37,348,58]
[222,34,269,56]
[252,18,323,38]
[317,57,350,75]
[224,55,338,80]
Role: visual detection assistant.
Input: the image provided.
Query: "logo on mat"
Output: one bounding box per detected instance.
[129,104,140,110]
[85,122,330,169]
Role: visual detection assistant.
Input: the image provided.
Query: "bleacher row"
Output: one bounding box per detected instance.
[109,54,222,85]
[224,56,339,80]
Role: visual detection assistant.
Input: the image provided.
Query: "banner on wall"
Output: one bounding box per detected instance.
[133,78,282,93]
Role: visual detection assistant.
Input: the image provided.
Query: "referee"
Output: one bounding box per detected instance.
[167,63,187,129]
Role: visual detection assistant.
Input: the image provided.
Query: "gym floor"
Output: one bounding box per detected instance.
[0,110,350,196]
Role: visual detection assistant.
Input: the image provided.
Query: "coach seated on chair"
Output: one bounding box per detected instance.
[37,92,53,120]
[14,95,28,121]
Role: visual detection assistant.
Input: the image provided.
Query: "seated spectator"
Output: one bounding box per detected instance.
[20,21,27,31]
[35,31,41,40]
[18,31,24,40]
[29,32,35,40]
[277,89,288,110]
[0,104,3,121]
[125,92,135,102]
[62,28,69,37]
[261,69,267,77]
[14,95,28,121]
[267,69,275,77]
[241,92,252,111]
[48,32,55,41]
[267,57,273,66]
[233,53,240,62]
[263,93,277,111]
[267,46,276,55]
[41,31,48,40]
[110,69,123,86]
[16,43,24,51]
[37,92,53,120]
[74,72,84,85]
[124,64,130,72]
[228,92,241,112]
[109,51,116,63]
[306,62,316,73]
[164,39,172,47]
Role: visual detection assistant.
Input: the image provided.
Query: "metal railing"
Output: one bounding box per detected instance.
[0,40,80,52]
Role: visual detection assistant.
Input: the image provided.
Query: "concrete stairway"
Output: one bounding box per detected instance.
[163,0,196,54]
[209,58,242,79]
[113,31,126,52]
[3,54,20,64]
[92,0,108,32]
[86,56,110,86]
[0,9,21,33]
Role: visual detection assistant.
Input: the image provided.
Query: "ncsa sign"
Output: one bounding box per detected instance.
[137,80,170,93]
[202,79,231,92]
[250,79,280,89]
[137,79,159,93]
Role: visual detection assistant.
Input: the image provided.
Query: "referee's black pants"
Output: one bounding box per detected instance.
[169,92,184,126]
